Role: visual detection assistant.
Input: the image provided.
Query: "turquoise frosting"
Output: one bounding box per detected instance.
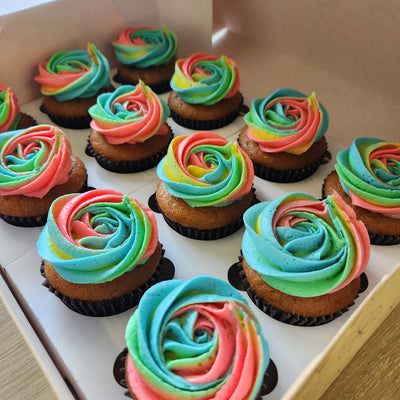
[113,26,177,67]
[242,192,369,297]
[37,43,111,102]
[125,276,269,398]
[335,137,400,217]
[37,190,157,284]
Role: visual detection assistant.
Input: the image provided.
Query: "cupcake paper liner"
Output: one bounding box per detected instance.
[169,94,245,130]
[0,177,92,228]
[85,133,173,173]
[113,73,171,95]
[113,348,278,399]
[17,112,37,129]
[253,147,332,183]
[40,248,175,317]
[321,179,400,246]
[40,103,91,129]
[229,258,368,327]
[149,187,259,241]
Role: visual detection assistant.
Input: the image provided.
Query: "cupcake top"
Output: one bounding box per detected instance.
[242,191,370,297]
[37,189,158,284]
[244,88,329,155]
[125,275,269,400]
[88,81,170,145]
[0,125,72,198]
[170,53,240,105]
[34,43,111,102]
[157,131,254,207]
[0,84,21,133]
[112,26,178,67]
[335,137,400,218]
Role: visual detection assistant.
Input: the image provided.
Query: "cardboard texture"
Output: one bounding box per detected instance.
[212,0,399,147]
[0,1,399,399]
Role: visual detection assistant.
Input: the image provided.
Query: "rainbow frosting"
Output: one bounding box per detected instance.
[37,189,158,284]
[0,125,72,198]
[112,26,178,67]
[157,131,254,207]
[34,43,111,102]
[335,137,400,219]
[170,53,240,105]
[242,191,370,297]
[0,84,20,133]
[125,275,269,400]
[244,88,329,155]
[89,81,170,145]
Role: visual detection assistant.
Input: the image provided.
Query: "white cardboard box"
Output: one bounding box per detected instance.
[0,1,399,399]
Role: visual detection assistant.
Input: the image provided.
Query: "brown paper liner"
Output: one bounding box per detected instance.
[0,177,91,228]
[17,112,37,129]
[113,73,171,95]
[85,133,173,173]
[169,94,244,130]
[113,348,278,398]
[40,248,175,317]
[321,179,400,246]
[253,147,332,183]
[148,187,259,241]
[231,258,367,327]
[40,103,91,129]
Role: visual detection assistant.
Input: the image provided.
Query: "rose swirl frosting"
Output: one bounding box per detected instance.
[125,276,269,400]
[242,191,370,297]
[170,53,240,105]
[37,189,158,284]
[244,88,329,155]
[0,83,20,133]
[34,43,111,102]
[112,26,178,67]
[157,132,254,207]
[0,125,72,198]
[89,81,170,145]
[335,137,400,218]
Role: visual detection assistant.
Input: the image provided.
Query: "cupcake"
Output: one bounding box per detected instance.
[34,43,114,129]
[155,131,255,240]
[323,137,400,245]
[124,275,270,399]
[86,81,173,173]
[238,88,330,182]
[37,189,171,317]
[168,53,243,130]
[112,26,178,94]
[0,125,87,227]
[240,191,370,326]
[0,83,36,132]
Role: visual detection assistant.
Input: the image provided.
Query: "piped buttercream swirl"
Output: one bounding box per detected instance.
[157,131,254,207]
[112,26,178,67]
[0,125,72,198]
[0,84,20,133]
[125,275,269,400]
[335,137,400,218]
[242,191,370,297]
[37,189,158,284]
[170,53,240,105]
[89,82,170,145]
[244,88,329,155]
[34,43,111,102]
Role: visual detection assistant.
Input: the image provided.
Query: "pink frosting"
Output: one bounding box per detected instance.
[0,83,20,133]
[126,301,264,399]
[89,82,169,145]
[0,125,72,198]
